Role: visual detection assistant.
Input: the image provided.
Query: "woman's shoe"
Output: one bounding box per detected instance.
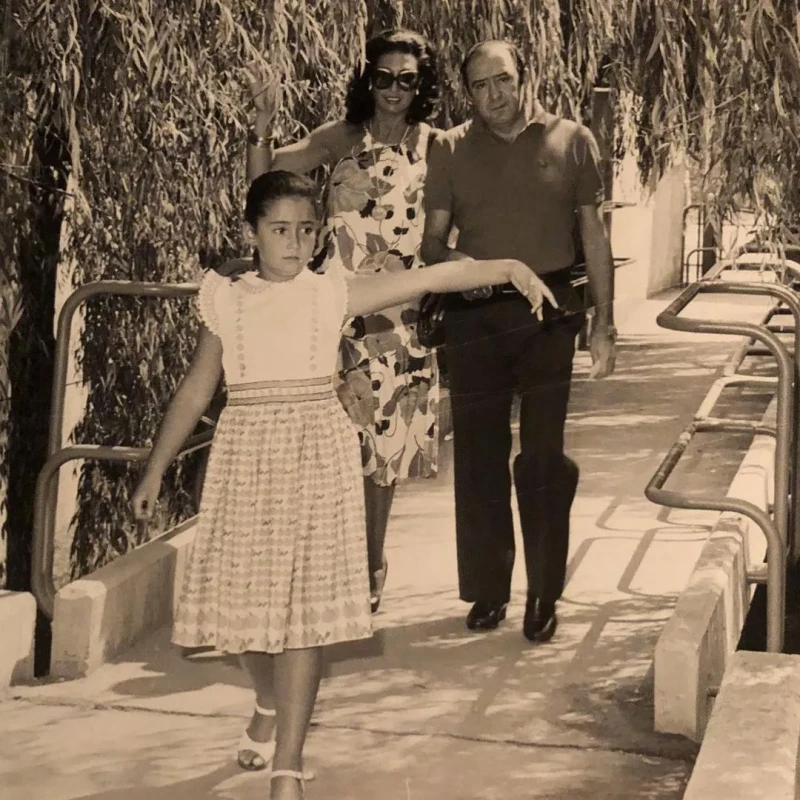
[237,703,275,771]
[270,769,305,798]
[370,555,389,613]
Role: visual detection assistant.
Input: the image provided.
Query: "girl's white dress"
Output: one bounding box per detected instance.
[171,267,372,654]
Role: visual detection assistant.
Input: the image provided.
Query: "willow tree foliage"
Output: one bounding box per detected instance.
[2,0,800,588]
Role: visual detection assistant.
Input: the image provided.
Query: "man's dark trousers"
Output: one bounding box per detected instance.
[444,278,583,606]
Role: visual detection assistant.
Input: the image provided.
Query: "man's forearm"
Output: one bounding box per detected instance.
[583,240,615,328]
[421,236,472,266]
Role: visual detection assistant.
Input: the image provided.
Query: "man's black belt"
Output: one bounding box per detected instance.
[457,265,575,305]
[496,265,574,294]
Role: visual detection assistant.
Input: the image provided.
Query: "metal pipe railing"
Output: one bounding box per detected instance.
[681,203,705,284]
[49,281,199,457]
[31,433,213,620]
[692,281,800,563]
[645,279,800,652]
[32,280,207,621]
[683,247,719,284]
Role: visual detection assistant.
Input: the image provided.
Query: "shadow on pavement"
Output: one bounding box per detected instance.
[13,337,770,799]
[69,765,240,800]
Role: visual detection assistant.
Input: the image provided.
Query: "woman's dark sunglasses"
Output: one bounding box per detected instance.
[371,69,420,92]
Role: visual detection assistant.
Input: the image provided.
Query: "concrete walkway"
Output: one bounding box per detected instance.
[1,289,776,800]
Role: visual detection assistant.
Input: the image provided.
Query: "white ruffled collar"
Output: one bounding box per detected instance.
[237,268,314,293]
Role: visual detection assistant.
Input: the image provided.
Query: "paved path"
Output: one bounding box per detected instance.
[2,291,776,800]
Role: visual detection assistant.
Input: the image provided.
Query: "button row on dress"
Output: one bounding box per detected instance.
[309,287,320,373]
[235,295,247,378]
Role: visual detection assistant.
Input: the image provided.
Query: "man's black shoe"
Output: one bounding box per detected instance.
[523,598,557,643]
[466,601,508,631]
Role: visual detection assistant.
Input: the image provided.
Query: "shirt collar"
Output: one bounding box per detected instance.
[472,100,548,141]
[529,101,548,127]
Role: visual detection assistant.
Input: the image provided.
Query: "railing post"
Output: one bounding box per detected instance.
[33,280,205,624]
[791,284,800,564]
[648,277,800,652]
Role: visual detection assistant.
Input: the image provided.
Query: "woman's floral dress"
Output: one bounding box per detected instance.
[313,123,438,487]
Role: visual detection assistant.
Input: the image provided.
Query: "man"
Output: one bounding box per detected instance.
[421,40,616,642]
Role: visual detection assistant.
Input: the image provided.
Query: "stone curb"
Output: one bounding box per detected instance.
[683,650,800,800]
[0,590,36,690]
[49,518,197,678]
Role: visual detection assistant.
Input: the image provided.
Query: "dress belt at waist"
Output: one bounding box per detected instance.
[227,377,335,406]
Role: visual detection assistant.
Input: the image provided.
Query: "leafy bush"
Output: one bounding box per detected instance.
[3,0,800,589]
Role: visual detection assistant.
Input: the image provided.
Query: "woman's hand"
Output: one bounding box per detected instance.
[244,61,281,123]
[505,260,559,320]
[131,473,162,524]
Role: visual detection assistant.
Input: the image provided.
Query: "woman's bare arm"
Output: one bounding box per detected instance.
[247,119,349,182]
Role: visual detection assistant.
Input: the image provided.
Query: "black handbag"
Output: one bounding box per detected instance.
[416,129,447,351]
[416,292,447,349]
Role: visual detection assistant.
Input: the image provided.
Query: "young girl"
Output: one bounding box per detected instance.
[131,170,555,800]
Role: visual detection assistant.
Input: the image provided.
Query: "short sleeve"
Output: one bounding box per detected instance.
[572,126,605,207]
[423,135,453,213]
[325,267,351,327]
[196,269,225,336]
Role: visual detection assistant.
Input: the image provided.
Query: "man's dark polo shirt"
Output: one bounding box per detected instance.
[424,105,605,275]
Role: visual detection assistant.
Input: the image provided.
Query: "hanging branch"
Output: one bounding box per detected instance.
[5,0,800,586]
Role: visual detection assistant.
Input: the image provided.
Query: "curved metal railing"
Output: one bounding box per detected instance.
[645,268,800,653]
[32,280,209,620]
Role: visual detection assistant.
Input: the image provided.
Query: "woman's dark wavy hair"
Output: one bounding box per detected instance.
[344,29,440,126]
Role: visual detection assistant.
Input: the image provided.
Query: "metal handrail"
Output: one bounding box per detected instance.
[683,247,719,284]
[32,280,207,621]
[31,433,213,620]
[681,201,711,284]
[50,281,200,456]
[689,280,800,562]
[645,279,800,653]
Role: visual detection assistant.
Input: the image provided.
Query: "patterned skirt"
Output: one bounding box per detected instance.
[172,377,373,654]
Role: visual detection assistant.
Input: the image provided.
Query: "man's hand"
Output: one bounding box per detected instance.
[336,368,374,429]
[588,324,616,379]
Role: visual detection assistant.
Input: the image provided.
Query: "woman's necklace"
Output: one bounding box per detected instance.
[367,121,411,220]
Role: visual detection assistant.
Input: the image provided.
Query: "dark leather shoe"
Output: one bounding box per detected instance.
[523,598,557,643]
[466,601,508,631]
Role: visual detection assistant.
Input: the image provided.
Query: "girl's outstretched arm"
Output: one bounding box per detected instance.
[131,327,223,521]
[347,259,558,319]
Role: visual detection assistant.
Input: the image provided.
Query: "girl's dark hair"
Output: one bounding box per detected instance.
[244,170,319,229]
[344,29,440,126]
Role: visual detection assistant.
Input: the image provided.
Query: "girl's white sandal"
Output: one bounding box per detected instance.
[270,769,305,798]
[237,703,276,771]
[236,703,315,780]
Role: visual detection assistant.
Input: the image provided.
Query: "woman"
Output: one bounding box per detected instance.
[245,29,441,617]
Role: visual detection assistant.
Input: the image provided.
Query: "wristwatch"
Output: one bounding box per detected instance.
[596,324,618,341]
[247,130,273,149]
